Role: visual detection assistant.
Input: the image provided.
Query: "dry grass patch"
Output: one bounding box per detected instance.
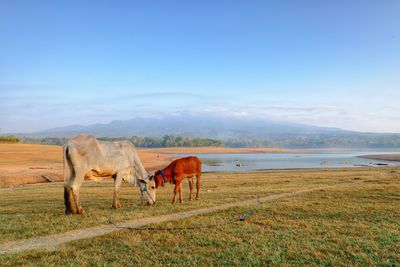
[1,168,399,266]
[0,167,399,265]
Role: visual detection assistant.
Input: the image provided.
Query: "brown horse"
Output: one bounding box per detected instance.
[153,156,202,204]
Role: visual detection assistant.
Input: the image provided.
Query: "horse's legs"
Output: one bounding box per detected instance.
[71,171,85,214]
[195,172,201,200]
[112,173,122,209]
[188,176,194,200]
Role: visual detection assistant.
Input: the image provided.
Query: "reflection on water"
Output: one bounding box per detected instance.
[202,158,225,167]
[174,152,400,172]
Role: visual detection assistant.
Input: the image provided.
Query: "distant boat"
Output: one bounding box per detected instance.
[235,160,243,167]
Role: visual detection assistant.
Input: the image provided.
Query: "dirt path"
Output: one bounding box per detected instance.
[0,181,362,255]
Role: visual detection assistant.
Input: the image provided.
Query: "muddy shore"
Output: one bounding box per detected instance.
[359,154,400,162]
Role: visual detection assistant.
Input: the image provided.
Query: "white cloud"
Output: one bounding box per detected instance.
[1,88,400,133]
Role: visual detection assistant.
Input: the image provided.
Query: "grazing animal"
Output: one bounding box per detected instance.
[153,156,202,204]
[63,134,155,215]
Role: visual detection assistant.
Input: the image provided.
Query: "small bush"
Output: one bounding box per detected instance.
[0,135,20,144]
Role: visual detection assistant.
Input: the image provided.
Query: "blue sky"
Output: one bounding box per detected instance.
[1,0,399,133]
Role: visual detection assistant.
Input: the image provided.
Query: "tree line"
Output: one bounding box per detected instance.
[224,133,400,148]
[101,135,224,147]
[20,135,224,147]
[0,135,20,144]
[8,133,400,148]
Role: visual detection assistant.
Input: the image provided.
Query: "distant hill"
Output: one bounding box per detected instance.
[11,115,400,148]
[23,115,342,138]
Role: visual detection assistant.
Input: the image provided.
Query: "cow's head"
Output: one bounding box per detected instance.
[139,176,156,205]
[153,170,165,187]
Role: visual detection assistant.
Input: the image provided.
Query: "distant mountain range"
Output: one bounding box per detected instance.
[11,115,400,148]
[19,115,342,138]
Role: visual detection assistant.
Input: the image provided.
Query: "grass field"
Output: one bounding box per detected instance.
[1,167,399,266]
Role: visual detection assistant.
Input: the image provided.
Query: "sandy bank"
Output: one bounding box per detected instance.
[359,154,400,162]
[0,144,174,187]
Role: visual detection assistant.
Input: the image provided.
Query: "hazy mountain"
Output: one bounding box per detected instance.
[23,115,343,138]
[12,114,400,148]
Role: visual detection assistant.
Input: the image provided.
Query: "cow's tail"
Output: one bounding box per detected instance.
[63,145,69,185]
[63,145,73,214]
[196,157,202,200]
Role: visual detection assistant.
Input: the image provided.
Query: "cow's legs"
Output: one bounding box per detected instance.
[64,185,75,215]
[195,173,201,200]
[71,171,85,214]
[179,186,183,203]
[172,185,178,204]
[112,173,122,209]
[72,188,84,214]
[188,176,194,200]
[172,180,182,204]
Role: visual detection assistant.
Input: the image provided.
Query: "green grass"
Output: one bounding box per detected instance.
[1,168,399,266]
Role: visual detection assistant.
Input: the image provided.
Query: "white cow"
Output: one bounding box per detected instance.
[63,134,155,215]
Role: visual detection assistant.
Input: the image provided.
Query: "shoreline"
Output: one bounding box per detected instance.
[138,147,315,154]
[359,154,400,162]
[2,144,399,187]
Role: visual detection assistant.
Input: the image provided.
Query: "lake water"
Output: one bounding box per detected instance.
[174,152,400,172]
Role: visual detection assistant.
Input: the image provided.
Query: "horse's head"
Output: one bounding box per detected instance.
[139,176,156,205]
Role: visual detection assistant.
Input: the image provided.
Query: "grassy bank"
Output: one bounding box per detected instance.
[1,167,399,265]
